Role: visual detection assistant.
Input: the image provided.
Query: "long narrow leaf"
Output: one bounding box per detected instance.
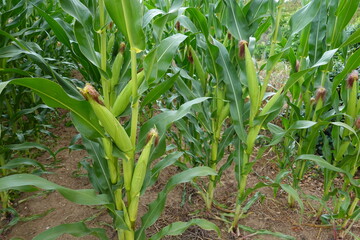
[0,174,110,205]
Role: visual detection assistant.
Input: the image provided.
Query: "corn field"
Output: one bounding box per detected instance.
[0,0,360,239]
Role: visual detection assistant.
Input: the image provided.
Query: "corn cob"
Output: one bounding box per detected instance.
[110,43,125,106]
[80,83,133,155]
[128,128,158,223]
[112,70,145,117]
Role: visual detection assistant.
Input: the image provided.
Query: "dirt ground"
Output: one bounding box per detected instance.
[1,111,360,240]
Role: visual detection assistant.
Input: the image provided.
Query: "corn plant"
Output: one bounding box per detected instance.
[0,0,222,239]
[265,0,360,210]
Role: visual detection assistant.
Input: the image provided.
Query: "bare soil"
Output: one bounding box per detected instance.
[1,112,360,240]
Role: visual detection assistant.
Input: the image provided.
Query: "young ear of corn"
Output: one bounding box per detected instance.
[109,43,126,106]
[128,128,158,224]
[111,70,145,117]
[81,83,133,156]
[80,83,134,196]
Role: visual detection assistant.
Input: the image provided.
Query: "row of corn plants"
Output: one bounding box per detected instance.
[1,0,360,239]
[0,0,67,229]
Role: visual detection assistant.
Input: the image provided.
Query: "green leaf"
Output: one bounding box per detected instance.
[331,0,360,46]
[238,224,295,240]
[0,78,104,139]
[296,154,359,186]
[137,167,217,239]
[0,45,25,58]
[186,8,209,38]
[138,97,209,149]
[290,120,317,130]
[0,174,110,205]
[148,152,183,187]
[144,34,187,83]
[308,1,327,64]
[0,158,45,171]
[59,0,92,30]
[81,138,113,199]
[142,73,179,107]
[0,68,30,77]
[143,9,165,27]
[340,27,360,48]
[311,48,338,68]
[214,40,247,142]
[34,5,71,48]
[104,0,145,52]
[223,0,249,40]
[74,21,100,67]
[331,122,358,138]
[289,0,321,37]
[149,219,221,240]
[280,184,304,217]
[255,17,271,40]
[33,222,109,240]
[6,142,56,159]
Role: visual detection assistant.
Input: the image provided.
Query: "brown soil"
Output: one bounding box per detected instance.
[2,112,360,240]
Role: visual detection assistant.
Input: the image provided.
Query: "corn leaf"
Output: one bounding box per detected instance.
[6,142,56,159]
[0,174,110,205]
[149,219,221,240]
[289,0,321,37]
[308,0,327,64]
[104,0,145,52]
[238,224,295,240]
[214,40,247,142]
[0,78,104,139]
[34,5,71,48]
[59,0,93,30]
[81,138,113,199]
[136,167,217,239]
[33,222,109,240]
[142,72,179,107]
[223,0,249,40]
[0,158,45,171]
[74,21,100,68]
[147,152,183,188]
[296,155,360,187]
[280,184,304,217]
[144,34,187,83]
[340,27,360,48]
